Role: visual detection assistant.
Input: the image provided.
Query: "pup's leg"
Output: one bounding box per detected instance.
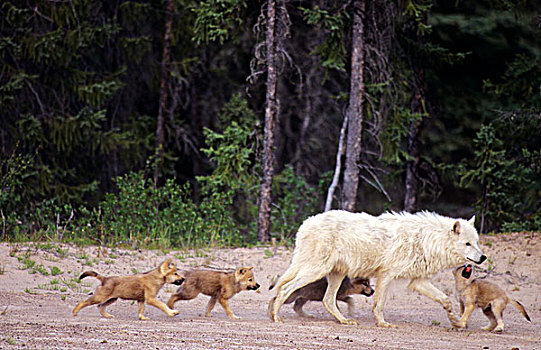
[455,304,475,329]
[73,292,110,316]
[481,305,498,331]
[166,294,180,309]
[205,296,217,317]
[292,298,312,317]
[343,296,355,317]
[373,272,395,328]
[166,285,199,309]
[491,300,506,332]
[137,301,149,321]
[218,297,239,320]
[146,296,179,318]
[323,271,356,325]
[98,298,118,318]
[408,278,459,327]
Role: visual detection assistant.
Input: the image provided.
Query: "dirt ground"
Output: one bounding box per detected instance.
[0,232,539,350]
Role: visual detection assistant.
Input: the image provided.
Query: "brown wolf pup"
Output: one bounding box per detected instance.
[166,267,260,320]
[268,277,374,318]
[73,259,185,320]
[453,264,531,332]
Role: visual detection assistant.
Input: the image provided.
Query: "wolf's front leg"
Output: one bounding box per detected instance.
[323,271,357,325]
[408,278,459,327]
[373,272,395,328]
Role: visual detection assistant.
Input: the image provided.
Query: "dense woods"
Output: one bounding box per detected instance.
[1,0,540,247]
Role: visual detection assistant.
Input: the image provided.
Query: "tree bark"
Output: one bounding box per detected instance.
[341,0,365,212]
[257,0,278,242]
[153,0,175,188]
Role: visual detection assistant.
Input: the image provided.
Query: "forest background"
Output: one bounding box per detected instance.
[1,0,540,249]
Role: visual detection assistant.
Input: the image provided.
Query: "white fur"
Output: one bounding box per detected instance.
[269,210,485,327]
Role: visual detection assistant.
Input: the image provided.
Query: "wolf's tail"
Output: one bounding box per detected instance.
[509,299,531,322]
[79,271,106,284]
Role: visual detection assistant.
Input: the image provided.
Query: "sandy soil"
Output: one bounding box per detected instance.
[0,232,539,350]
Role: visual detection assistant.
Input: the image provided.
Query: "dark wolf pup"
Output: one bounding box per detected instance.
[268,276,374,318]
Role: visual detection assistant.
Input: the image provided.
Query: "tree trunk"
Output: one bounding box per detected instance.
[403,13,427,212]
[325,116,348,211]
[257,0,278,242]
[403,87,423,212]
[341,0,365,212]
[153,0,175,188]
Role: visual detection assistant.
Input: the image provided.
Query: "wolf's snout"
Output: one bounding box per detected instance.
[478,255,487,264]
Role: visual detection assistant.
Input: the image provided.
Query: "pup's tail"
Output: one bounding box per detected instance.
[271,264,302,292]
[79,271,106,284]
[509,299,531,322]
[268,277,278,290]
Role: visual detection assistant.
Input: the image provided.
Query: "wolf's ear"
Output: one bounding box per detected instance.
[468,216,476,226]
[452,221,461,235]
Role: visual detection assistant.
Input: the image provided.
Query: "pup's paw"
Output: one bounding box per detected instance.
[492,327,504,333]
[168,310,179,317]
[228,314,241,320]
[139,316,150,321]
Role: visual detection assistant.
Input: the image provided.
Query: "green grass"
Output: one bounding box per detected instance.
[50,266,63,276]
[3,337,16,346]
[17,256,36,270]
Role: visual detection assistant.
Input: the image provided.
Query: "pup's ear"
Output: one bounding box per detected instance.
[452,221,461,235]
[245,266,253,271]
[235,267,245,279]
[468,216,476,226]
[159,259,172,275]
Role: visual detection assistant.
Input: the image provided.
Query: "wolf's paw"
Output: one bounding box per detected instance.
[376,321,396,328]
[340,318,359,325]
[271,314,283,323]
[452,320,467,329]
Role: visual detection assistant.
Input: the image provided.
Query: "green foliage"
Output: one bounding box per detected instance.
[79,170,241,249]
[456,124,536,232]
[192,0,248,44]
[271,166,319,240]
[300,5,349,71]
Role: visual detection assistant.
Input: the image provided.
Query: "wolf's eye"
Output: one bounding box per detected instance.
[465,242,471,246]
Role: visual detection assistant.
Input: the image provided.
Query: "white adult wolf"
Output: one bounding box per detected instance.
[269,210,486,327]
